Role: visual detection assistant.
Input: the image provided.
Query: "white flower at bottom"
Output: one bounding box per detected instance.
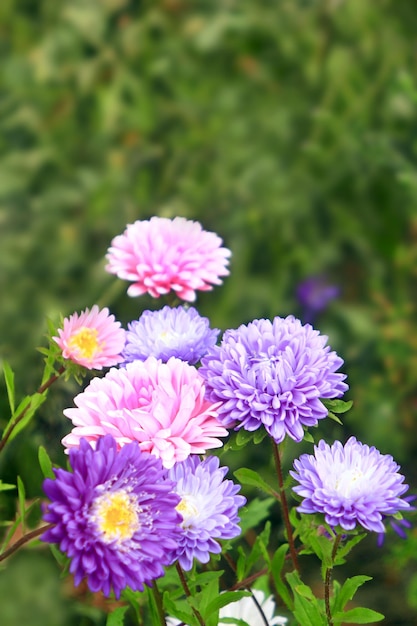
[166,589,287,626]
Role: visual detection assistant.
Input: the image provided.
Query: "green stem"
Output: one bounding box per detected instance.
[272,440,300,573]
[175,562,206,626]
[324,533,342,626]
[151,581,167,626]
[0,523,54,563]
[0,365,65,454]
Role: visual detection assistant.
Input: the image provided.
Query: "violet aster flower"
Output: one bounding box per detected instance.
[167,455,246,570]
[377,495,416,546]
[41,436,181,598]
[296,276,340,324]
[105,217,231,302]
[290,437,411,533]
[167,589,287,625]
[53,305,126,370]
[199,315,348,444]
[62,357,228,469]
[122,306,220,365]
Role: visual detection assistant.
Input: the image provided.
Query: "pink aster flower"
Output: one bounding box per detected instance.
[62,356,228,468]
[105,216,231,302]
[53,306,126,370]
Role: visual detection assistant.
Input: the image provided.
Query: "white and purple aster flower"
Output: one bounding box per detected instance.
[41,436,181,598]
[168,455,246,570]
[122,306,220,365]
[290,437,411,533]
[199,315,348,444]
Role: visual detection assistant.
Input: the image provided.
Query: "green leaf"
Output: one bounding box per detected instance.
[286,571,327,625]
[38,446,55,479]
[271,544,294,610]
[322,399,353,414]
[106,606,129,626]
[332,576,372,614]
[205,591,250,616]
[234,468,278,498]
[0,480,16,492]
[238,497,275,535]
[2,361,15,414]
[332,607,384,623]
[17,476,26,530]
[328,411,343,425]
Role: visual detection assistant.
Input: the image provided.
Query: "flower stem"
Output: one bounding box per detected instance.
[271,439,300,573]
[223,553,270,626]
[0,523,54,563]
[175,562,206,626]
[0,365,65,454]
[151,581,167,626]
[324,533,342,626]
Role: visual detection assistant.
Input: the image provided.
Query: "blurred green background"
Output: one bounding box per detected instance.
[1,0,417,624]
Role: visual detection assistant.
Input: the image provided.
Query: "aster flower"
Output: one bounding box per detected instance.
[377,495,416,546]
[105,216,231,302]
[41,435,181,598]
[62,357,228,469]
[167,455,246,570]
[296,275,340,324]
[290,437,411,533]
[53,305,126,370]
[167,589,287,625]
[199,315,348,444]
[122,305,220,365]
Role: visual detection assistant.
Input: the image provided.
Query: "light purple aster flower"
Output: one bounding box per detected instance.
[199,315,348,443]
[296,275,340,324]
[290,437,411,533]
[122,306,220,365]
[41,435,181,598]
[167,455,246,570]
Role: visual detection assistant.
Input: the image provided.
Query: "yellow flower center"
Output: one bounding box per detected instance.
[68,327,102,360]
[176,495,199,527]
[92,491,140,544]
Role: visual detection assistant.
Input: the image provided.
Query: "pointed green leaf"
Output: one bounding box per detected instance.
[333,607,384,623]
[206,591,250,616]
[271,544,293,610]
[332,575,372,614]
[234,468,278,498]
[2,361,15,414]
[17,476,26,530]
[322,399,353,414]
[106,606,129,626]
[38,446,55,479]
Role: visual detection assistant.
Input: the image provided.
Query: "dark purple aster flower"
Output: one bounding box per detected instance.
[291,437,411,533]
[167,455,246,570]
[122,305,220,365]
[377,495,416,546]
[296,276,340,324]
[199,315,348,443]
[41,435,181,598]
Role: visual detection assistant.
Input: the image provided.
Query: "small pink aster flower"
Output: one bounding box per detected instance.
[53,305,126,370]
[62,356,228,468]
[105,216,231,302]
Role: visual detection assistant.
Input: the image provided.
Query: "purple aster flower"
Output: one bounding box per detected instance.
[290,437,411,533]
[122,306,220,365]
[199,315,348,443]
[41,435,181,598]
[167,455,246,570]
[377,495,416,546]
[296,276,340,324]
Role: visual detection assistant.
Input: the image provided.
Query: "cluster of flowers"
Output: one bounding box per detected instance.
[43,216,411,623]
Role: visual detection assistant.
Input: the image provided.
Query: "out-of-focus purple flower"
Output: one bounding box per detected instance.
[167,455,246,570]
[122,306,220,365]
[296,276,340,323]
[291,437,411,533]
[41,436,181,598]
[377,495,416,546]
[199,315,348,444]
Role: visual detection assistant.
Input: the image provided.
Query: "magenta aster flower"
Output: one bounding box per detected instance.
[53,305,126,370]
[167,455,246,570]
[290,437,411,533]
[105,216,231,302]
[41,436,181,598]
[199,315,348,443]
[62,357,228,469]
[122,305,220,365]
